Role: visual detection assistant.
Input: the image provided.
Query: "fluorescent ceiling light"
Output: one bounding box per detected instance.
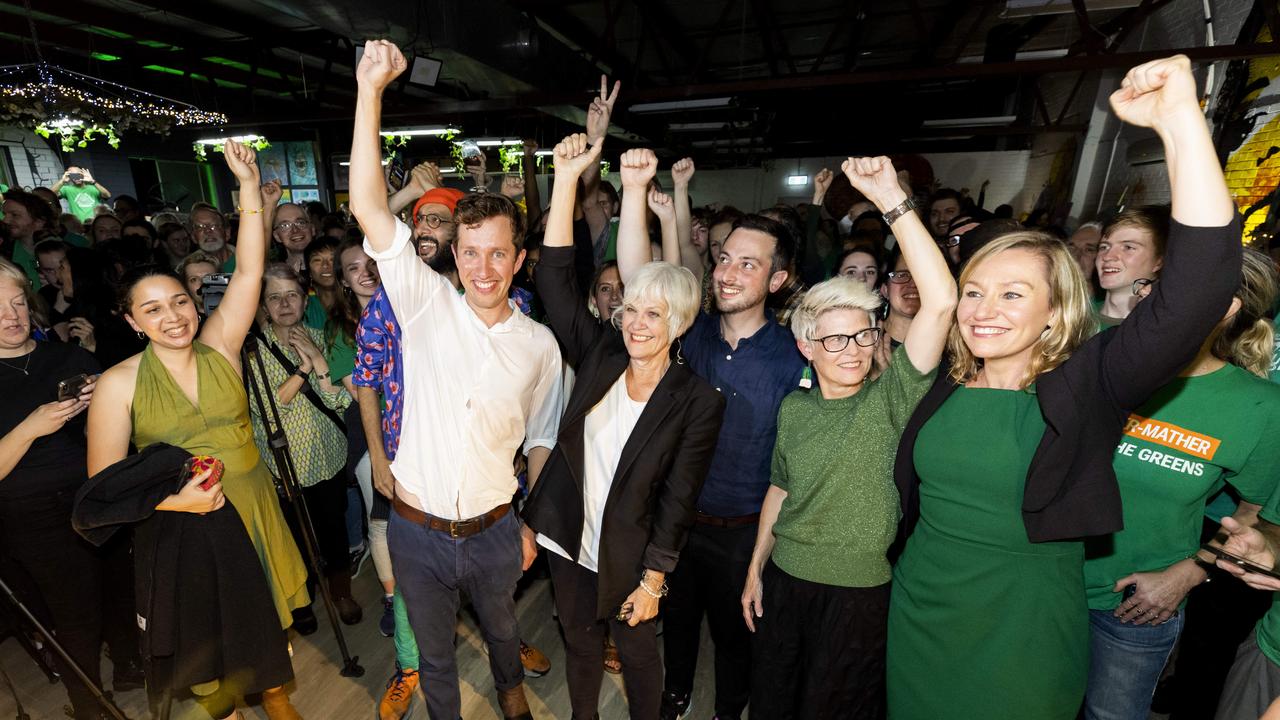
[921,115,1017,128]
[381,126,459,137]
[339,159,391,166]
[194,134,263,145]
[535,149,554,156]
[630,97,734,113]
[786,175,808,187]
[47,117,84,129]
[461,139,523,147]
[668,121,729,132]
[956,48,1069,64]
[1002,0,1139,18]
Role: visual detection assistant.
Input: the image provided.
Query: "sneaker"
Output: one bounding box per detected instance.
[658,690,692,720]
[379,595,395,638]
[519,640,550,678]
[378,668,418,720]
[349,544,370,577]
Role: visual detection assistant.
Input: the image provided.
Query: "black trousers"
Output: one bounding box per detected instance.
[0,488,140,720]
[662,522,755,718]
[750,560,889,720]
[279,468,353,600]
[547,552,662,720]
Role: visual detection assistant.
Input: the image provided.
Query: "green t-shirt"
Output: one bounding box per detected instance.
[769,344,935,587]
[63,233,89,248]
[1253,482,1280,666]
[1268,315,1280,383]
[1084,364,1280,611]
[324,329,357,386]
[10,242,40,290]
[303,293,327,330]
[58,184,103,223]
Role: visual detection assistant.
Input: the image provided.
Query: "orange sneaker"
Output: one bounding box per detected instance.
[378,668,419,720]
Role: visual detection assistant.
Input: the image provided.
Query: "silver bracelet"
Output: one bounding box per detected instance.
[881,196,918,226]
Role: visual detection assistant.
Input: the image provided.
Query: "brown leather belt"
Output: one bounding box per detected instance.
[392,496,511,538]
[695,511,761,528]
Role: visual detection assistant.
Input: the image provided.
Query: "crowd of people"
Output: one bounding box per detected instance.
[4,44,1280,720]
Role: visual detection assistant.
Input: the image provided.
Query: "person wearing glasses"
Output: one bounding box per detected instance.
[888,56,1244,719]
[879,245,920,352]
[1080,250,1280,720]
[268,202,315,276]
[740,156,956,719]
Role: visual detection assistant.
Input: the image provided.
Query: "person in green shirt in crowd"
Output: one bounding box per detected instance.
[1083,248,1280,720]
[2,189,57,289]
[1205,458,1280,719]
[304,236,341,328]
[31,187,90,248]
[1094,205,1168,329]
[51,166,110,224]
[740,155,956,719]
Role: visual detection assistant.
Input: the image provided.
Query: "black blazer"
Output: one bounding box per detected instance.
[524,246,726,620]
[894,217,1243,544]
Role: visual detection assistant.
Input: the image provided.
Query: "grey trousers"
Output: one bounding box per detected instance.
[1215,633,1280,720]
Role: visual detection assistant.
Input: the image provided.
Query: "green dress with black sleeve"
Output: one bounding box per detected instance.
[887,385,1088,719]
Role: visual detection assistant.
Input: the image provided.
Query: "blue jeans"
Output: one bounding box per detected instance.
[387,506,524,720]
[1085,607,1185,720]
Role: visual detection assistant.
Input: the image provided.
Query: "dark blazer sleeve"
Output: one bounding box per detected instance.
[642,386,726,573]
[1100,216,1242,411]
[535,244,606,370]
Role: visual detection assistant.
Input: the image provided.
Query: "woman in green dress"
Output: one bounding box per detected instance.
[88,141,309,720]
[887,55,1245,719]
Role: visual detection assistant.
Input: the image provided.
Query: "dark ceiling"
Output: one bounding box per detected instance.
[4,0,1280,167]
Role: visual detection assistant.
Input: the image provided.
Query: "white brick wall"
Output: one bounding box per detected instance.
[0,125,63,190]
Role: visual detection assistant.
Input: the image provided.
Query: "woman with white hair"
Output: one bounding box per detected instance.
[521,133,726,720]
[737,155,956,718]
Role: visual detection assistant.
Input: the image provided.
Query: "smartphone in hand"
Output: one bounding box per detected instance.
[57,373,90,402]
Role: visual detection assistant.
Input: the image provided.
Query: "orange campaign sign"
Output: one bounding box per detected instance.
[1123,414,1221,462]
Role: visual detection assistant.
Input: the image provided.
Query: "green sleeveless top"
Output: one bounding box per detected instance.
[131,342,309,627]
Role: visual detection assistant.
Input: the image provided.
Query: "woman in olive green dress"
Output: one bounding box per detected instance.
[888,56,1245,719]
[88,141,309,720]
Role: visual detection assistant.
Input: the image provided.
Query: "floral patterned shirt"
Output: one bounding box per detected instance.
[353,286,404,459]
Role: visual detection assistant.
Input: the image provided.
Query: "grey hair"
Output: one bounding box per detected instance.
[610,261,701,344]
[790,275,883,344]
[261,262,305,293]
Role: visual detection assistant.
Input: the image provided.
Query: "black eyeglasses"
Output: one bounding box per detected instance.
[940,235,962,248]
[415,213,455,229]
[886,270,913,284]
[811,327,883,352]
[1132,277,1157,297]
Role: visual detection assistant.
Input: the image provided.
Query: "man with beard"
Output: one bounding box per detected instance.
[188,202,235,271]
[616,173,807,720]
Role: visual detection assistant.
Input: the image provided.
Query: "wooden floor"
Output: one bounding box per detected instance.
[0,563,721,720]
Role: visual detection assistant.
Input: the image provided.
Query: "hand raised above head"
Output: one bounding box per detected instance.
[552,133,603,180]
[585,75,621,142]
[841,156,904,207]
[647,186,675,221]
[619,148,658,189]
[671,157,696,186]
[356,39,408,91]
[222,140,260,183]
[1109,54,1198,130]
[813,168,834,194]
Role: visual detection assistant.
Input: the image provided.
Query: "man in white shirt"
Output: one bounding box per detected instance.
[350,40,563,720]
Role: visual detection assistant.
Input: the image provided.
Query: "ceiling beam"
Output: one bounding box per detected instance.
[516,2,651,86]
[915,0,974,65]
[628,0,701,81]
[690,0,739,82]
[208,40,1280,129]
[752,0,781,77]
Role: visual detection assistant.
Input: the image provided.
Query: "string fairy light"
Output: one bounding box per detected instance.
[0,62,228,148]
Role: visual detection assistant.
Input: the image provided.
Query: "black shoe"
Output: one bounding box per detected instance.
[659,689,693,720]
[336,596,362,625]
[112,658,145,692]
[291,605,318,635]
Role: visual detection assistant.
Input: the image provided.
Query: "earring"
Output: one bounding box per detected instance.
[136,331,145,340]
[800,362,813,389]
[675,338,686,365]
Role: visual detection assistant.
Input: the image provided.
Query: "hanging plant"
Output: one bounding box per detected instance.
[193,136,271,162]
[34,120,121,154]
[449,141,466,174]
[600,160,611,179]
[382,133,410,161]
[498,146,521,174]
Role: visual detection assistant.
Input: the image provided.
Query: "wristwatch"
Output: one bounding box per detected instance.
[1192,554,1216,581]
[882,197,918,226]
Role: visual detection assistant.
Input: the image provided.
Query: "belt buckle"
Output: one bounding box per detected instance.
[449,520,462,538]
[449,518,478,538]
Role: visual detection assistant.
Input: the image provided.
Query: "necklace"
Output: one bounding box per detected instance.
[0,350,33,376]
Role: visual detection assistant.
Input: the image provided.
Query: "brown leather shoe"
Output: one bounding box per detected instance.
[519,640,550,677]
[497,684,533,720]
[262,687,304,720]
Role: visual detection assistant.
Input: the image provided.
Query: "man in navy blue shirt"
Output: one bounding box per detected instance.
[617,193,805,720]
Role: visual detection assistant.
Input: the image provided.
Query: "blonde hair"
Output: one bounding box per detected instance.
[789,275,883,344]
[947,231,1096,387]
[611,261,701,343]
[1213,249,1278,377]
[0,257,48,330]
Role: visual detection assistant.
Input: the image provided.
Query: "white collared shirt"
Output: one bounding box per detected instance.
[364,219,564,520]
